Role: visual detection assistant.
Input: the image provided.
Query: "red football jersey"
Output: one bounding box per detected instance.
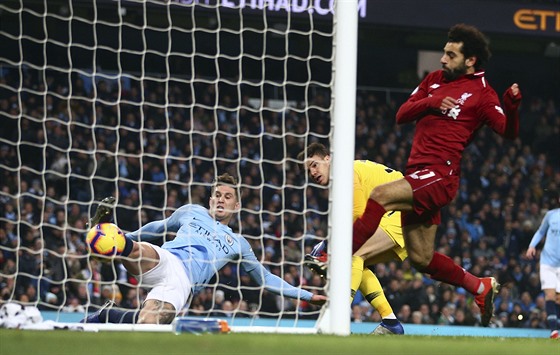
[396,70,519,173]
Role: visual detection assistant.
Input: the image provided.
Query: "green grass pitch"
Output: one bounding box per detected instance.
[0,330,557,355]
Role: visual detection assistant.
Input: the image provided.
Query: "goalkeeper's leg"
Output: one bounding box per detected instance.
[351,227,398,301]
[350,255,365,302]
[351,256,403,334]
[359,268,403,334]
[352,228,404,334]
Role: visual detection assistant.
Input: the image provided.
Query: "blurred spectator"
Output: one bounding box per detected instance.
[397,304,412,324]
[411,311,423,325]
[437,305,455,326]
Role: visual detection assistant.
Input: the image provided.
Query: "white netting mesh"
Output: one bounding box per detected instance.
[0,0,336,327]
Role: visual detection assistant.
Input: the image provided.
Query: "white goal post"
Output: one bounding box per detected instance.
[319,0,356,336]
[0,0,359,335]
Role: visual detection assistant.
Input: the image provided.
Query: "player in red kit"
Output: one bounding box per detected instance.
[351,24,522,327]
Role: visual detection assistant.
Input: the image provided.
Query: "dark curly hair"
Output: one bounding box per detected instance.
[448,24,491,70]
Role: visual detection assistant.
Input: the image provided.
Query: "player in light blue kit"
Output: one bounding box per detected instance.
[526,196,560,339]
[83,173,327,324]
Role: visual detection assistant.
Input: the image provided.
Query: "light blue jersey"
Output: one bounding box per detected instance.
[529,208,560,267]
[126,204,314,301]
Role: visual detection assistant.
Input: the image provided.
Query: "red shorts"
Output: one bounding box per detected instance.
[402,165,459,226]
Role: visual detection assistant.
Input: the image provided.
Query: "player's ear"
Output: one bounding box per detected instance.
[465,56,476,68]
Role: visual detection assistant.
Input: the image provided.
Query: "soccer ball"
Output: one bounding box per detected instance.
[86,223,126,256]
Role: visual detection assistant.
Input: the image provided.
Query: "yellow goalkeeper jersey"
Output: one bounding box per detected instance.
[353,160,407,261]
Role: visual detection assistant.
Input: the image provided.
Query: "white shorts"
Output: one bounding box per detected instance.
[540,264,560,292]
[139,244,193,313]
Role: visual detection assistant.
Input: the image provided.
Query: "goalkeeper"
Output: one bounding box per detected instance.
[83,173,326,324]
[298,143,406,335]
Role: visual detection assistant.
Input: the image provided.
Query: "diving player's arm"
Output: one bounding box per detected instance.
[126,204,189,241]
[240,238,326,305]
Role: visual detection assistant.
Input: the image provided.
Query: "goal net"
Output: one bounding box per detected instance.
[0,0,357,334]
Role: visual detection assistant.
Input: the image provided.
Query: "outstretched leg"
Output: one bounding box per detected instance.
[352,179,413,253]
[353,229,404,334]
[81,301,139,324]
[403,224,499,326]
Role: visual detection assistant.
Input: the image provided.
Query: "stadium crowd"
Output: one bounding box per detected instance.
[0,66,559,329]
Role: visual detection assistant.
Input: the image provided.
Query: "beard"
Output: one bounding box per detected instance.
[442,62,468,81]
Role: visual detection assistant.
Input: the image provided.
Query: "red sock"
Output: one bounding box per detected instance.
[352,199,386,253]
[423,252,480,294]
[462,272,483,295]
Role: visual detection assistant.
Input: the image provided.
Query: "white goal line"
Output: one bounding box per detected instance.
[23,321,318,334]
[91,324,318,334]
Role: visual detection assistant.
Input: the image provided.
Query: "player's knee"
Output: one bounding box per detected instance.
[137,310,175,325]
[369,187,389,208]
[369,187,382,202]
[369,185,397,209]
[407,251,431,270]
[138,300,176,324]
